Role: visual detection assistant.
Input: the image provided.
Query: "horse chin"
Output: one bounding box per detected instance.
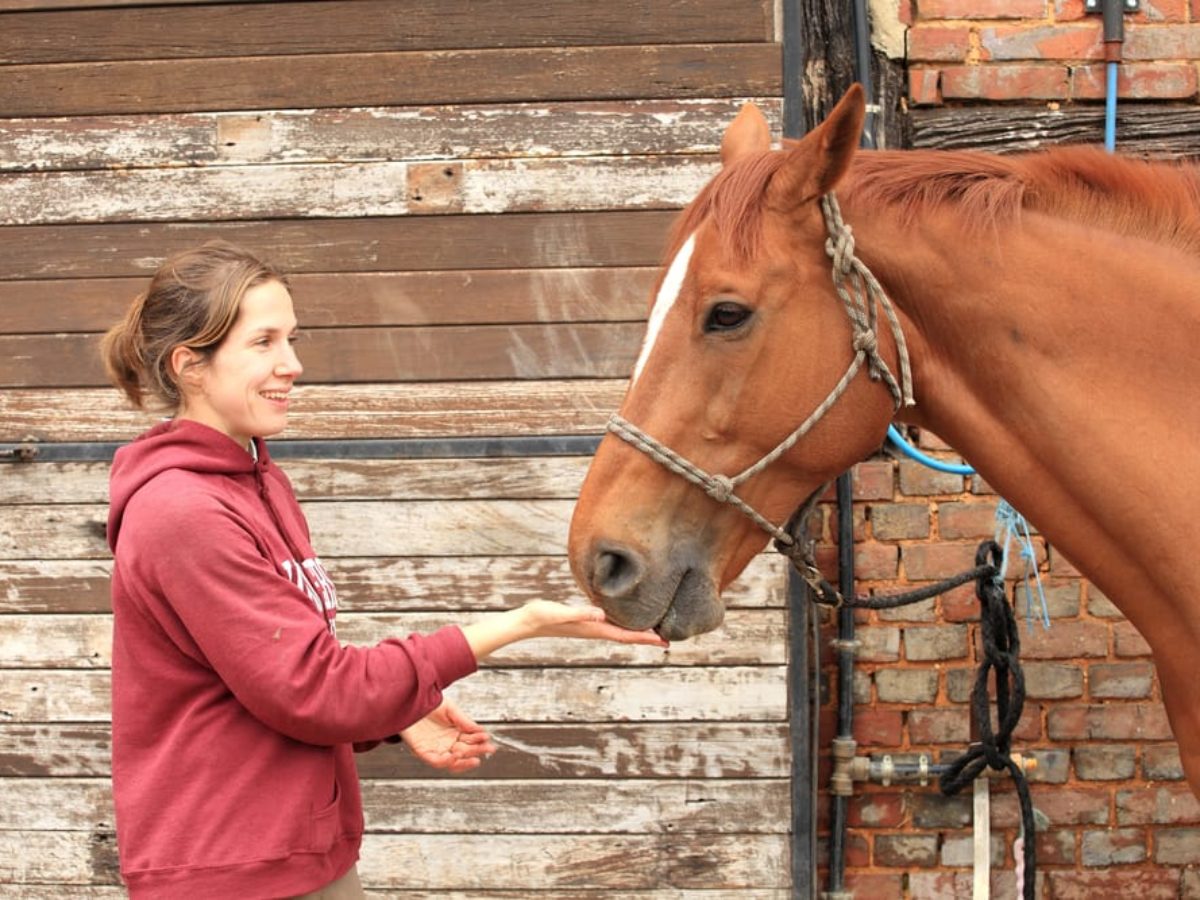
[655,567,725,641]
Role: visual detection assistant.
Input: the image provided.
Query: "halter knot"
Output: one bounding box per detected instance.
[705,474,735,503]
[853,329,878,355]
[825,226,856,275]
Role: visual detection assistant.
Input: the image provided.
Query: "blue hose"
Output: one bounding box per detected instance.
[886,424,976,475]
[1105,61,1118,152]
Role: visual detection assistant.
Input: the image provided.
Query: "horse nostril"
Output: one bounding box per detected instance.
[591,543,645,598]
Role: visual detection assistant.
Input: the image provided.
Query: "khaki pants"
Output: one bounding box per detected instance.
[292,865,365,900]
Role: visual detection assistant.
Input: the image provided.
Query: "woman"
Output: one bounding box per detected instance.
[100,240,666,898]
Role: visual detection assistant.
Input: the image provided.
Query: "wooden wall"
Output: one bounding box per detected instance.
[0,1,792,895]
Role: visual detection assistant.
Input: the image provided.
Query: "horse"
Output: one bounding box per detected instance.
[566,84,1200,799]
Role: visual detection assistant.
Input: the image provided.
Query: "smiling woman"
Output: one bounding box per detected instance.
[97,241,666,899]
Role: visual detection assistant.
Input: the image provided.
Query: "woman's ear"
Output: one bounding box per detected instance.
[170,345,205,394]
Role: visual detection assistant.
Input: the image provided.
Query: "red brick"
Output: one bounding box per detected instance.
[1048,704,1174,741]
[909,707,970,743]
[1048,869,1180,900]
[940,582,980,622]
[902,541,980,580]
[874,832,939,867]
[1117,784,1200,824]
[844,873,904,897]
[1055,0,1089,21]
[1017,619,1108,659]
[1135,0,1188,22]
[898,459,966,496]
[906,624,969,661]
[909,24,973,62]
[1036,828,1077,864]
[937,502,997,539]
[920,0,1049,18]
[855,541,900,580]
[909,871,972,899]
[909,67,943,105]
[849,791,906,827]
[1089,662,1155,699]
[1124,23,1200,58]
[942,63,1069,100]
[854,709,904,747]
[979,24,1102,60]
[1030,785,1111,825]
[871,502,930,540]
[1155,827,1200,864]
[1114,621,1152,657]
[851,460,894,500]
[1072,62,1199,100]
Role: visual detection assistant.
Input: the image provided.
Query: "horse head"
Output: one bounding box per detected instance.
[568,85,905,640]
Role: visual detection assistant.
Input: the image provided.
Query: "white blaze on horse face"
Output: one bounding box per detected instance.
[632,234,696,385]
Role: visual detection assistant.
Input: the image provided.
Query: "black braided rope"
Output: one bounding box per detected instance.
[938,540,1036,900]
[784,536,1037,898]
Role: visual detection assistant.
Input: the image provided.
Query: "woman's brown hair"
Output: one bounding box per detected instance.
[101,240,288,411]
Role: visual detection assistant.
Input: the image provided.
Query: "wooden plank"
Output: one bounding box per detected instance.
[0,610,786,668]
[0,1,773,63]
[357,833,789,890]
[0,777,788,833]
[0,268,655,334]
[0,380,629,442]
[0,554,790,614]
[0,44,782,117]
[0,156,718,225]
[0,322,646,387]
[0,100,783,173]
[0,666,788,722]
[910,103,1200,158]
[0,831,788,891]
[0,721,790,779]
[0,211,675,279]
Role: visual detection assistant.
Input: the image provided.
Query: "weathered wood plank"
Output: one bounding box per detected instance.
[0,457,595,504]
[0,553,790,614]
[0,667,788,722]
[0,831,788,890]
[0,721,790,779]
[0,156,718,225]
[357,833,790,890]
[0,268,654,334]
[0,100,783,173]
[910,103,1200,158]
[0,380,629,442]
[0,211,675,279]
[0,45,782,117]
[0,610,787,668]
[0,1,773,64]
[1,322,646,387]
[0,498,584,559]
[0,777,788,834]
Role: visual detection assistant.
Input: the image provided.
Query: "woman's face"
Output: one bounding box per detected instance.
[178,279,303,446]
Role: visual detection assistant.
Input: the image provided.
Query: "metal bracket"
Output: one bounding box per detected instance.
[0,444,38,462]
[1084,0,1139,11]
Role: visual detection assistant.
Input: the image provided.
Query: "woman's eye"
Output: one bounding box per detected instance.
[704,301,752,333]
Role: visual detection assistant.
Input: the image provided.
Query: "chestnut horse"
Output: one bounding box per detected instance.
[567,85,1200,798]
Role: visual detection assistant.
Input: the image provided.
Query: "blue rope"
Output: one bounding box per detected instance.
[994,499,1050,631]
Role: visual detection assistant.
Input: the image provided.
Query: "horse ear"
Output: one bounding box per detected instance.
[766,83,866,208]
[720,102,771,166]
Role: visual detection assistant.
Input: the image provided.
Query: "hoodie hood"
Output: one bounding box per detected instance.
[107,419,269,553]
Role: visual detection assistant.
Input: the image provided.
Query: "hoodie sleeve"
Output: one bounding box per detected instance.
[121,481,478,747]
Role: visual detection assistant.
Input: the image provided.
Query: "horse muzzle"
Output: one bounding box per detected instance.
[581,539,725,640]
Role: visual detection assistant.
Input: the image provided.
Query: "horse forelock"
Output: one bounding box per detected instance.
[666,150,788,264]
[842,147,1200,253]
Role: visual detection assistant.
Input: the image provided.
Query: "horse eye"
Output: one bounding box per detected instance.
[705,301,752,333]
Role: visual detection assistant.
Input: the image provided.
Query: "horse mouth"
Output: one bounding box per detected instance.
[651,566,724,641]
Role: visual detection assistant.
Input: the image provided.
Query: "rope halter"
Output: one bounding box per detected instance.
[607,193,915,586]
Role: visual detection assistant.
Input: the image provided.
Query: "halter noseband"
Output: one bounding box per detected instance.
[607,193,915,584]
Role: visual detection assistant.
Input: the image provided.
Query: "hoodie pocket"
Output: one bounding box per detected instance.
[309,777,343,851]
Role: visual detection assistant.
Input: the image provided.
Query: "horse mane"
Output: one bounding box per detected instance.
[845,146,1200,254]
[669,142,1200,262]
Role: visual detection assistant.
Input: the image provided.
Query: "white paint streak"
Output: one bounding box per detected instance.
[631,233,695,384]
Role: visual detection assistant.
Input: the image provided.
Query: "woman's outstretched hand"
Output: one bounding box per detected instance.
[400,699,496,773]
[517,600,669,646]
[460,599,669,660]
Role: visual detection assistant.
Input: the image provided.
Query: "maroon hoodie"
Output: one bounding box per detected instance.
[106,419,477,898]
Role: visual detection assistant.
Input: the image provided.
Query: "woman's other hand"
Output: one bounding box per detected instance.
[400,699,495,773]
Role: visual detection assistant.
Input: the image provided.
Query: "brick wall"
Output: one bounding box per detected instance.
[813,430,1200,897]
[904,0,1200,106]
